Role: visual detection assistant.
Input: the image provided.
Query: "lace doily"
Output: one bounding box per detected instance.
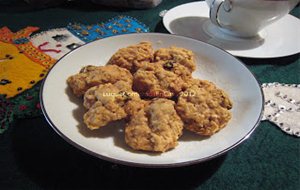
[262,82,300,137]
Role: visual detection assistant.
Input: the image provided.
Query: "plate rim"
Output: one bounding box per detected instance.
[40,32,264,168]
[162,1,300,59]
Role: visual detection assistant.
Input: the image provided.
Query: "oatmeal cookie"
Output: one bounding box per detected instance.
[107,42,154,73]
[124,99,149,118]
[154,46,196,72]
[125,98,184,152]
[67,65,133,97]
[133,61,192,98]
[176,80,232,136]
[79,65,99,73]
[191,79,233,109]
[83,83,140,130]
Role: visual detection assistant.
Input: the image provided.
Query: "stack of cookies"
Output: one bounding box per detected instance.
[67,42,233,152]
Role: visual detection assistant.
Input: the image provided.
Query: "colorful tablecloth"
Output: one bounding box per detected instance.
[0,16,148,133]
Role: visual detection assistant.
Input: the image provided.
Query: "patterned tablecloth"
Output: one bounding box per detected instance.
[0,15,148,133]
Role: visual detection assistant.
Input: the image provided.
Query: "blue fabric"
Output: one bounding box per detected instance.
[67,15,149,42]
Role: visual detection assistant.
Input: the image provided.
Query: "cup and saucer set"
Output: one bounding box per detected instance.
[162,0,300,58]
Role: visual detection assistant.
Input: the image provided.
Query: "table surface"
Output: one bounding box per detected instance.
[0,0,299,189]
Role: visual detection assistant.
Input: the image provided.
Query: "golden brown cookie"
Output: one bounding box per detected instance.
[67,65,133,97]
[176,79,232,136]
[107,42,154,73]
[83,83,140,130]
[133,60,192,98]
[125,98,184,152]
[124,98,149,118]
[79,65,99,73]
[191,79,233,109]
[154,46,196,72]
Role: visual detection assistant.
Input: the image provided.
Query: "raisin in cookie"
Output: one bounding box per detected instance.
[176,79,232,136]
[125,98,184,152]
[154,46,196,72]
[133,61,192,98]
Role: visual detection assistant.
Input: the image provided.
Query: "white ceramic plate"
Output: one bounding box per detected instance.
[41,33,263,167]
[163,2,300,58]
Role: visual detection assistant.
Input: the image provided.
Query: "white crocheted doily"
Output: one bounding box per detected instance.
[262,82,300,137]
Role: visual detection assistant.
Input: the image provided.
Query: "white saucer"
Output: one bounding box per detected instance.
[163,2,300,58]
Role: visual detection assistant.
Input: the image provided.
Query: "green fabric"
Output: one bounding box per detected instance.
[0,0,299,189]
[10,83,42,119]
[0,83,41,133]
[0,95,14,133]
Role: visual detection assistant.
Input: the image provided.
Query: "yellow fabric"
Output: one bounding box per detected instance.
[0,26,57,98]
[0,41,46,98]
[17,43,56,69]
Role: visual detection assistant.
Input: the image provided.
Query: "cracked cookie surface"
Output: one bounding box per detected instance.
[107,42,154,73]
[83,83,140,130]
[125,98,184,152]
[133,61,193,98]
[176,79,232,136]
[154,46,196,72]
[67,65,133,97]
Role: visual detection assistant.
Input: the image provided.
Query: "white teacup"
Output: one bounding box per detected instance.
[206,0,299,38]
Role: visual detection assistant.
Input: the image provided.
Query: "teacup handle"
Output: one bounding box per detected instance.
[209,0,232,27]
